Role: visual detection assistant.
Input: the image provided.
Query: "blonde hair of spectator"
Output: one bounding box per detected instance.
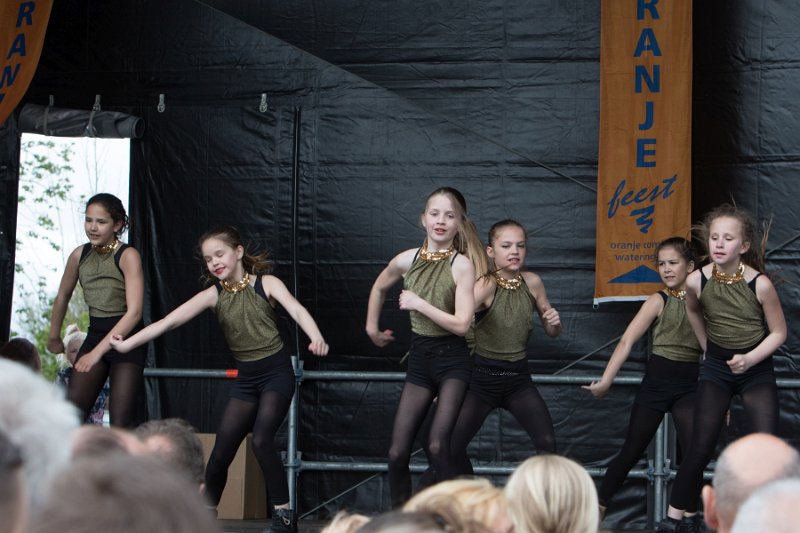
[504,455,599,533]
[404,477,508,533]
[321,510,371,533]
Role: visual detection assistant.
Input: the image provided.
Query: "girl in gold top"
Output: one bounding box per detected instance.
[366,187,487,506]
[47,193,145,428]
[450,219,561,476]
[110,226,328,533]
[659,205,787,532]
[583,238,702,526]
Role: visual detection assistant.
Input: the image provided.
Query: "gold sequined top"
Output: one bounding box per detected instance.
[79,244,129,318]
[215,277,284,362]
[467,282,536,362]
[651,291,703,363]
[701,271,766,349]
[403,248,457,337]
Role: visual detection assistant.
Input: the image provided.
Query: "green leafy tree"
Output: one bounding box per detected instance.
[12,138,89,380]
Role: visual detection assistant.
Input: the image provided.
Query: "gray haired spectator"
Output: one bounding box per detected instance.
[702,433,800,533]
[730,478,800,533]
[0,359,78,508]
[0,429,26,533]
[28,453,219,533]
[135,418,205,490]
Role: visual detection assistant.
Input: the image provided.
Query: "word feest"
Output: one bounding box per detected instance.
[607,175,677,234]
[1,1,38,104]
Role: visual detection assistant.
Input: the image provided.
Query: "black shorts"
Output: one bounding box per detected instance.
[405,333,472,391]
[634,354,699,412]
[77,316,146,366]
[230,349,296,403]
[699,339,775,395]
[469,355,535,409]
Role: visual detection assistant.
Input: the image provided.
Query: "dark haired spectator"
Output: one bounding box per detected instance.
[0,338,41,372]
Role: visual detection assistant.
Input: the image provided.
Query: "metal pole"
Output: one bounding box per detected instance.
[287,106,303,510]
[652,417,668,525]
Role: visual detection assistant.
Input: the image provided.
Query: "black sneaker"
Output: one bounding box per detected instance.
[655,517,681,533]
[680,514,706,533]
[264,508,297,533]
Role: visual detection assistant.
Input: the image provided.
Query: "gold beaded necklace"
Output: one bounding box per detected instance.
[665,287,686,300]
[93,239,119,255]
[493,272,523,290]
[419,246,455,262]
[221,272,251,293]
[711,262,745,285]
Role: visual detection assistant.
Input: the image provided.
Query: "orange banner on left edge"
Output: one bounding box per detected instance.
[594,0,692,305]
[0,0,54,126]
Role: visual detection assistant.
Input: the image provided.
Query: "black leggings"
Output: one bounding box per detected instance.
[450,386,556,476]
[597,397,695,509]
[668,379,778,510]
[387,379,468,507]
[205,390,293,507]
[67,360,143,428]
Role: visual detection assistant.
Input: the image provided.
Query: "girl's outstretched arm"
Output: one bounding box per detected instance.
[262,275,329,356]
[109,286,219,354]
[582,292,664,398]
[365,249,414,347]
[398,254,475,336]
[47,245,82,354]
[729,275,787,373]
[524,271,561,338]
[75,247,145,372]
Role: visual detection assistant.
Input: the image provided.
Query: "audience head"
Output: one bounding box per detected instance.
[0,338,41,372]
[356,510,447,533]
[71,426,147,459]
[404,477,511,533]
[0,429,26,533]
[702,433,800,533]
[61,325,86,366]
[504,454,599,533]
[135,418,205,488]
[730,478,800,533]
[28,454,219,533]
[321,510,371,533]
[0,359,78,508]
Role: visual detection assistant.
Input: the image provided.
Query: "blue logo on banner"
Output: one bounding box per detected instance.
[609,265,661,284]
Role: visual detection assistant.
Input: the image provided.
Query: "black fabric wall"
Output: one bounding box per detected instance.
[9,0,800,527]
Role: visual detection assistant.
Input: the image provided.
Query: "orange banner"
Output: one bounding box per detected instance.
[0,0,53,126]
[595,0,692,304]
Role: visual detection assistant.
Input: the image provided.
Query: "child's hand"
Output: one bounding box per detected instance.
[582,379,611,398]
[109,334,130,353]
[74,351,103,373]
[47,337,65,355]
[542,307,561,328]
[308,338,329,357]
[727,353,750,374]
[367,329,395,348]
[398,290,423,311]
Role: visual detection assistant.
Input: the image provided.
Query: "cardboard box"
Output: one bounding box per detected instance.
[198,433,268,519]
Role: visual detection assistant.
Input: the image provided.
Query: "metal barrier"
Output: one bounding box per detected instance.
[142,366,800,526]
